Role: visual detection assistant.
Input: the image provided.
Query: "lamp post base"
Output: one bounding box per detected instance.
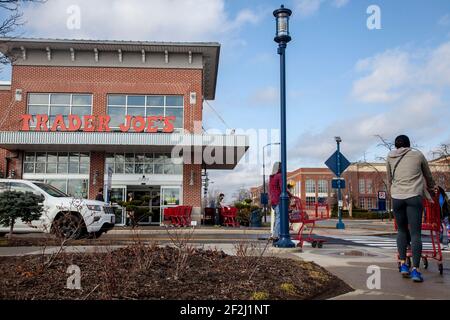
[274,236,296,248]
[336,221,346,229]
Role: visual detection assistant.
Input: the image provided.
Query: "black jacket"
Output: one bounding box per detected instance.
[438,187,449,219]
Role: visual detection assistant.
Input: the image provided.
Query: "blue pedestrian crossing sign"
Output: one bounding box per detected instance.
[325,151,351,177]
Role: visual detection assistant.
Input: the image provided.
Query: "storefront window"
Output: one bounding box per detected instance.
[24,152,90,174]
[105,153,182,175]
[28,93,93,128]
[107,95,184,130]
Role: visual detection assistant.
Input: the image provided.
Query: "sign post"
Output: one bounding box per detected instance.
[325,137,350,230]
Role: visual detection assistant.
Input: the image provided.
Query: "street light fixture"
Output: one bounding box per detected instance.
[262,142,281,222]
[273,4,295,248]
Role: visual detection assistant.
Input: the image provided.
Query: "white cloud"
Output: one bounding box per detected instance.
[22,0,261,42]
[352,49,412,103]
[352,41,450,103]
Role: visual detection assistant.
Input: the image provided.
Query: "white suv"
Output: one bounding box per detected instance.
[0,179,115,239]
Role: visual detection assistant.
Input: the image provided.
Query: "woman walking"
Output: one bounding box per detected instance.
[387,135,436,283]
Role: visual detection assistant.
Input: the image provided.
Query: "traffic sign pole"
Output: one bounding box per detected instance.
[336,139,345,229]
[324,138,350,230]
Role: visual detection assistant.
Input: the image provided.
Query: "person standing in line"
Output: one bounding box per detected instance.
[387,135,436,283]
[95,188,105,202]
[215,193,225,225]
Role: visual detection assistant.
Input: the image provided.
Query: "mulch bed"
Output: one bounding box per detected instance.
[0,245,352,300]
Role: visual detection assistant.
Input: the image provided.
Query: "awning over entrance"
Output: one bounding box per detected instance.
[0,132,249,170]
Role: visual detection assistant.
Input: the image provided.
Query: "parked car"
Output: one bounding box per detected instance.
[0,179,115,239]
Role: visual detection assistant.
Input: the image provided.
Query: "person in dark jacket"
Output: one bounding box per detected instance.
[437,186,450,245]
[95,188,104,202]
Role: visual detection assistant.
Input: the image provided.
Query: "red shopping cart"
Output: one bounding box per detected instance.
[394,194,444,275]
[289,196,330,248]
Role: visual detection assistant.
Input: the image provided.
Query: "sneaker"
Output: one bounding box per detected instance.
[400,263,411,278]
[410,269,424,282]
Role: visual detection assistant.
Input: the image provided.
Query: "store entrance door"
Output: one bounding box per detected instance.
[126,185,161,225]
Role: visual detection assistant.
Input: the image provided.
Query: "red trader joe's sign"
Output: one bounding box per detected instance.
[20,114,176,133]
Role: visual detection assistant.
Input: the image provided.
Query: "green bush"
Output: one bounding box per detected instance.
[0,191,43,236]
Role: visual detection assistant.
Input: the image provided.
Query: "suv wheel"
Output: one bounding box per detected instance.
[53,213,84,240]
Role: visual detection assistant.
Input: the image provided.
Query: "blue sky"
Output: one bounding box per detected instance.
[0,0,449,199]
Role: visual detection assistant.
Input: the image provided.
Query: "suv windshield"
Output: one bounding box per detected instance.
[33,182,68,198]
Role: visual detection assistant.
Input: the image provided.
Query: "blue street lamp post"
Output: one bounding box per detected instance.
[273,5,295,248]
[335,136,345,229]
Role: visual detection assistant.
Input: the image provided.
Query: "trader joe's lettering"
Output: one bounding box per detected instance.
[20,114,176,133]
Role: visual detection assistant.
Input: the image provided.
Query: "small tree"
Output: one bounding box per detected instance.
[0,190,43,237]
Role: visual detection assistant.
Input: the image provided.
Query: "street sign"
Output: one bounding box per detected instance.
[260,193,268,205]
[325,151,351,177]
[332,178,345,189]
[378,191,386,200]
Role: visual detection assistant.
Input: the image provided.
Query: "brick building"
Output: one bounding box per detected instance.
[0,38,248,225]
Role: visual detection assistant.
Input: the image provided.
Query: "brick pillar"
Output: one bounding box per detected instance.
[89,152,105,200]
[183,163,202,223]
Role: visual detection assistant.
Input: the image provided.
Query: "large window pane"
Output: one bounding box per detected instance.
[46,163,57,174]
[125,163,134,174]
[108,107,125,127]
[127,96,145,106]
[50,94,71,105]
[79,163,89,174]
[144,163,154,174]
[29,94,49,105]
[47,153,57,163]
[108,95,126,106]
[35,163,45,174]
[57,163,68,174]
[24,152,35,162]
[24,163,34,173]
[72,95,92,106]
[166,96,183,106]
[36,153,46,163]
[146,96,164,106]
[127,107,144,117]
[29,105,48,115]
[165,107,183,128]
[50,106,70,116]
[71,106,91,117]
[146,107,164,116]
[135,164,144,174]
[115,163,124,174]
